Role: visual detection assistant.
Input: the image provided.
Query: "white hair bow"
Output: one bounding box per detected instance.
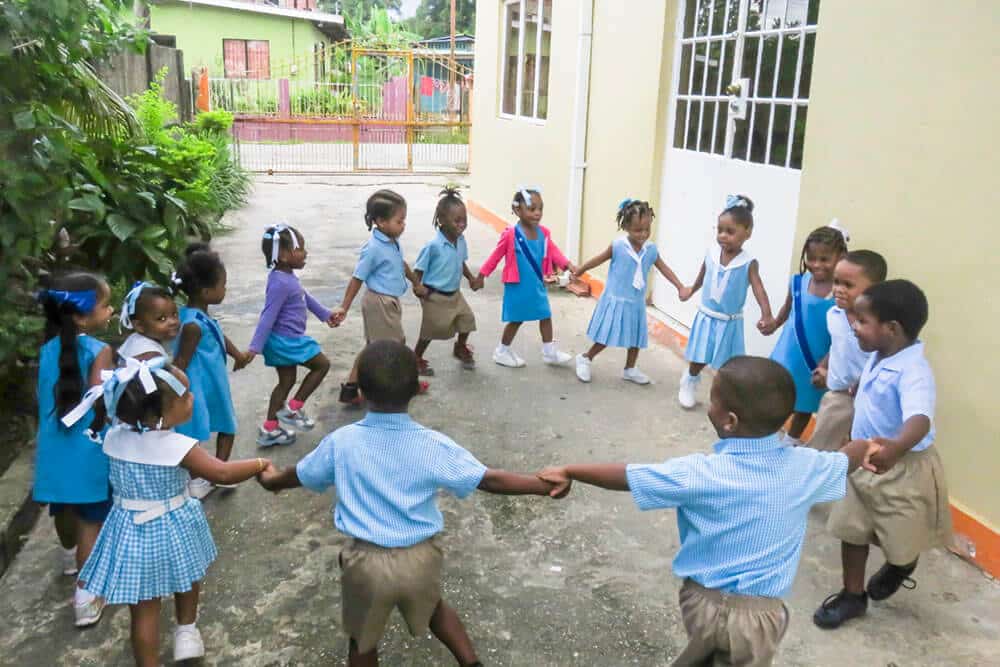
[119,281,153,331]
[827,218,850,243]
[515,185,543,207]
[263,223,300,268]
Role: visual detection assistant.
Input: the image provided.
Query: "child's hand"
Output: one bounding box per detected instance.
[537,466,572,498]
[233,351,252,371]
[412,283,429,299]
[256,461,281,492]
[757,316,778,335]
[330,307,347,326]
[565,262,578,276]
[811,366,828,389]
[860,439,882,473]
[678,286,694,302]
[866,437,904,474]
[470,275,485,291]
[326,311,341,328]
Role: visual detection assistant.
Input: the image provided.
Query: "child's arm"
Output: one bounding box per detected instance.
[89,346,115,386]
[173,322,202,372]
[181,447,269,486]
[477,469,559,496]
[477,229,509,280]
[546,235,577,275]
[749,260,778,334]
[538,463,630,497]
[840,439,882,473]
[405,261,429,298]
[811,353,830,389]
[257,463,302,493]
[463,262,483,290]
[224,335,251,371]
[867,416,932,474]
[331,277,364,325]
[654,256,685,293]
[679,261,706,302]
[246,277,291,358]
[572,245,612,277]
[303,289,334,325]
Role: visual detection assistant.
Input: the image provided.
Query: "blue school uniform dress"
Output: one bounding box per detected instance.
[770,272,834,413]
[81,427,217,604]
[686,250,754,368]
[587,238,658,349]
[502,225,551,323]
[34,335,111,518]
[174,307,237,441]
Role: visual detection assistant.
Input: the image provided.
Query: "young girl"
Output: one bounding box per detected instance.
[246,224,334,444]
[65,358,270,665]
[764,224,848,444]
[677,194,775,408]
[412,186,482,375]
[572,199,685,384]
[173,243,249,497]
[33,272,115,627]
[333,189,428,404]
[477,186,577,368]
[117,281,179,361]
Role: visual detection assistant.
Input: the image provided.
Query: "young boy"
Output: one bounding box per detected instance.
[539,356,877,667]
[808,250,888,450]
[257,340,557,667]
[814,279,951,629]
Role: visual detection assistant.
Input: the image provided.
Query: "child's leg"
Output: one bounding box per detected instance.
[215,433,234,462]
[174,581,200,625]
[75,517,102,574]
[456,332,471,348]
[267,366,298,422]
[415,339,432,359]
[842,541,870,595]
[348,638,378,667]
[625,347,640,369]
[538,318,554,343]
[53,507,77,550]
[584,342,606,360]
[429,600,479,666]
[688,361,707,376]
[500,322,522,345]
[129,598,161,667]
[786,411,812,440]
[291,353,331,406]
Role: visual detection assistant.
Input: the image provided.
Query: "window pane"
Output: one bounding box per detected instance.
[501,2,520,115]
[764,0,787,30]
[750,103,770,163]
[732,102,751,160]
[674,99,688,149]
[746,0,763,31]
[679,44,693,96]
[520,52,536,115]
[696,0,711,37]
[741,36,760,96]
[537,1,551,119]
[777,33,799,98]
[711,0,726,36]
[721,39,734,91]
[769,104,791,166]
[683,0,697,38]
[799,32,815,98]
[223,39,247,79]
[784,0,808,27]
[807,0,820,25]
[687,101,701,150]
[713,100,728,155]
[692,42,706,95]
[700,101,716,152]
[757,35,778,98]
[706,41,722,95]
[725,0,740,32]
[791,105,807,168]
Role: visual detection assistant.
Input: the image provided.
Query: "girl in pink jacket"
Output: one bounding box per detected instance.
[477,186,577,368]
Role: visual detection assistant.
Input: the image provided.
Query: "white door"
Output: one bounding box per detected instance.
[653,0,819,356]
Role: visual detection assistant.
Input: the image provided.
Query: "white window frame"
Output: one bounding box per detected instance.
[498,0,551,123]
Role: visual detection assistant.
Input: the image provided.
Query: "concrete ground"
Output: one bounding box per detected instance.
[1,175,997,666]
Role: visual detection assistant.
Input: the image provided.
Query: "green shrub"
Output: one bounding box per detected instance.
[194,109,234,134]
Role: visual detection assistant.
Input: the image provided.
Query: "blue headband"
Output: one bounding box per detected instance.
[618,198,634,211]
[120,281,154,330]
[37,288,97,314]
[724,194,749,211]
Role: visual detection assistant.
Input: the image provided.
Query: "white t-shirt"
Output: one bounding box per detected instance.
[825,307,870,391]
[117,333,169,361]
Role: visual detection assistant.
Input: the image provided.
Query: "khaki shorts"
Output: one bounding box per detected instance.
[807,391,854,451]
[418,290,477,341]
[827,446,952,565]
[340,538,443,653]
[674,579,789,667]
[362,290,406,344]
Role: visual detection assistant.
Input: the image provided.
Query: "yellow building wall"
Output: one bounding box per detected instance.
[796,1,999,534]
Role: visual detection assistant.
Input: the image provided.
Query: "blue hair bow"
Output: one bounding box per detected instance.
[725,194,748,211]
[119,281,153,331]
[37,288,97,314]
[263,223,299,268]
[618,198,634,211]
[61,356,187,431]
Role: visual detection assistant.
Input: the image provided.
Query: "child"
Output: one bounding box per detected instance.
[814,280,951,629]
[34,272,115,627]
[677,195,775,408]
[333,189,428,404]
[257,340,559,667]
[808,250,887,450]
[412,186,482,375]
[477,186,577,368]
[539,356,877,666]
[246,224,335,444]
[173,243,250,498]
[572,198,685,384]
[65,358,271,665]
[117,281,179,361]
[764,224,848,444]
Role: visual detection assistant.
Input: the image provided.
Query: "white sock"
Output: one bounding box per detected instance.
[176,622,197,633]
[542,341,557,356]
[62,546,76,557]
[496,343,510,353]
[74,586,96,606]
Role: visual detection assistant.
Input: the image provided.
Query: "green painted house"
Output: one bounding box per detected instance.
[146,0,348,79]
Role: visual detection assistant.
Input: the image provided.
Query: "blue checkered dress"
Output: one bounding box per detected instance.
[80,459,217,604]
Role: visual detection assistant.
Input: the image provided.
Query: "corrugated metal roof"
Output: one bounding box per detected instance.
[157,0,344,26]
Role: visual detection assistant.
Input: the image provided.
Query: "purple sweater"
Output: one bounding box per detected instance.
[249,270,331,353]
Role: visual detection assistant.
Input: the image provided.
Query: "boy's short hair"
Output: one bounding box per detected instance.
[716,357,795,432]
[357,340,419,407]
[862,279,928,341]
[843,250,887,283]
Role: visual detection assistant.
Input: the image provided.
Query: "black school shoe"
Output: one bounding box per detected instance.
[867,560,918,601]
[813,590,868,629]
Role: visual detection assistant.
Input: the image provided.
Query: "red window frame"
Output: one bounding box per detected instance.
[222,39,271,79]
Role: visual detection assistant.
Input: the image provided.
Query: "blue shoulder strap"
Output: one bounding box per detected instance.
[513,226,545,282]
[192,310,226,352]
[792,274,818,371]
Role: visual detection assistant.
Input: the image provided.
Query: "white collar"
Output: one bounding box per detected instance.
[103,425,198,467]
[706,248,752,301]
[708,247,753,271]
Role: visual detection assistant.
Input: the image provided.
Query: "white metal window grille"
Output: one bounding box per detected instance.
[499,0,552,121]
[673,0,819,169]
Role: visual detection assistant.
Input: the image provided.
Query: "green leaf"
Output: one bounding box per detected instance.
[13,110,35,130]
[106,213,136,241]
[138,225,166,242]
[68,193,106,219]
[135,191,157,208]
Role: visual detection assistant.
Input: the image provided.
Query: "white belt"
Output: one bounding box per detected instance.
[115,490,190,525]
[698,305,743,322]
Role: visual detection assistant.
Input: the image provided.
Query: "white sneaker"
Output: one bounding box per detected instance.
[188,477,215,500]
[62,547,78,576]
[277,406,315,431]
[493,346,526,368]
[678,371,701,409]
[575,354,592,382]
[542,349,573,366]
[74,595,105,628]
[256,425,296,447]
[622,367,651,385]
[173,625,205,662]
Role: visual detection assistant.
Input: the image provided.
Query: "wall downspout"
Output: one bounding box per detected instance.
[565,0,595,263]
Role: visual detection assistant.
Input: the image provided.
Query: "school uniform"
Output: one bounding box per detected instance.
[295,412,487,653]
[685,250,754,369]
[827,342,952,565]
[626,434,849,666]
[479,223,570,323]
[808,306,870,451]
[770,272,835,413]
[586,238,658,349]
[413,230,476,340]
[354,229,408,343]
[118,333,169,361]
[249,269,329,366]
[174,307,237,441]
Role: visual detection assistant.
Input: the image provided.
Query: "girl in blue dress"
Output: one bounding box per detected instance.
[172,243,250,498]
[573,199,685,384]
[67,357,272,665]
[677,195,777,409]
[765,224,848,444]
[34,272,115,627]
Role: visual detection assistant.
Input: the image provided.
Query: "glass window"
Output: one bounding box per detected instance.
[499,0,551,121]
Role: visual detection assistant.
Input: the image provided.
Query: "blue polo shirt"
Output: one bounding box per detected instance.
[413,230,468,293]
[295,412,488,548]
[626,434,848,598]
[852,341,935,452]
[353,229,408,297]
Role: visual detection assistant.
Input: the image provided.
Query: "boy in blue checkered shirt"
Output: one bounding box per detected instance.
[539,356,877,666]
[258,340,560,667]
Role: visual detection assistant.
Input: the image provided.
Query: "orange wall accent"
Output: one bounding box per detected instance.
[950,506,1000,577]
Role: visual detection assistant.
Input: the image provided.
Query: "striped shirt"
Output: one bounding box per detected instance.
[626,434,848,598]
[852,341,935,452]
[296,412,487,547]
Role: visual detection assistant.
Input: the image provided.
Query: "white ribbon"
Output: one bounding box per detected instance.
[265,223,300,268]
[622,238,649,290]
[119,281,152,331]
[515,184,543,207]
[60,357,186,429]
[827,218,851,243]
